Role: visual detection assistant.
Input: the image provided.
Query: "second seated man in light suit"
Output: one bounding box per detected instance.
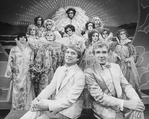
[84,41,145,119]
[20,45,85,119]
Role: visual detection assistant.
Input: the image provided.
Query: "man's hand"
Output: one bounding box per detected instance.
[35,99,49,111]
[124,99,145,111]
[132,111,143,118]
[30,97,49,111]
[30,97,41,111]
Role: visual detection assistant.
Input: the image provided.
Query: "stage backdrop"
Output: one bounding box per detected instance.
[0,0,149,91]
[133,0,149,91]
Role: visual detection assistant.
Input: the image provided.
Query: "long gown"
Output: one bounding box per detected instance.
[114,39,141,98]
[29,40,64,97]
[5,42,34,110]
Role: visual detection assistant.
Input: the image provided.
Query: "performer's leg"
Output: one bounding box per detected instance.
[37,112,70,119]
[125,110,144,119]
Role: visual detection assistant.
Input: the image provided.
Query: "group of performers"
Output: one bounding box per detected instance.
[4,6,141,116]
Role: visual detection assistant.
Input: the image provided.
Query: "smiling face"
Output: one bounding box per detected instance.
[93,44,109,65]
[66,27,73,36]
[64,48,79,66]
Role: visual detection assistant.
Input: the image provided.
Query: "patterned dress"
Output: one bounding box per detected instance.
[114,39,141,98]
[5,44,34,110]
[29,41,64,97]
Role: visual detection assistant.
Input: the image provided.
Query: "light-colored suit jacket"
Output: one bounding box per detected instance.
[38,64,85,119]
[84,62,140,119]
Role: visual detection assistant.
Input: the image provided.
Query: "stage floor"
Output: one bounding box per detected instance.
[1,105,149,119]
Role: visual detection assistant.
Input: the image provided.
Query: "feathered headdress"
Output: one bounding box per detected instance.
[52,6,89,34]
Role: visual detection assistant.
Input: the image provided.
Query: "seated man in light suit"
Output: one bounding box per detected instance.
[84,41,145,119]
[20,45,85,119]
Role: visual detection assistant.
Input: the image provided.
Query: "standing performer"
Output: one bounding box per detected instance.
[5,33,34,110]
[52,6,89,36]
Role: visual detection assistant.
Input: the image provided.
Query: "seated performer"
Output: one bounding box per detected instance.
[20,44,85,119]
[84,41,145,119]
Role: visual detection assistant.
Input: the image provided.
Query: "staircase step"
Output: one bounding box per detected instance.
[141,92,149,104]
[0,88,9,100]
[0,101,11,110]
[0,77,11,88]
[4,110,27,119]
[0,88,11,110]
[0,53,8,61]
[0,61,8,77]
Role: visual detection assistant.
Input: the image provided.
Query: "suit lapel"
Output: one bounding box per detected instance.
[93,62,117,95]
[93,62,122,97]
[93,62,111,91]
[98,69,114,94]
[59,65,78,90]
[109,65,122,97]
[56,66,66,93]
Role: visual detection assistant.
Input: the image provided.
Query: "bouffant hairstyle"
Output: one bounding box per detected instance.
[100,28,110,36]
[88,29,99,44]
[34,16,44,26]
[92,16,104,28]
[26,24,39,36]
[66,8,76,16]
[85,21,95,30]
[17,33,27,41]
[116,29,129,40]
[43,19,55,30]
[64,24,75,33]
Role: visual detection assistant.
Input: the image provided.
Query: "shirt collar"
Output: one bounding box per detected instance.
[64,64,77,71]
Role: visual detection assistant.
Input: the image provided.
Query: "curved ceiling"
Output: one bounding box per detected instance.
[0,0,138,27]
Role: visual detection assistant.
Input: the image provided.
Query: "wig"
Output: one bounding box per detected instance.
[44,19,55,31]
[34,16,44,26]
